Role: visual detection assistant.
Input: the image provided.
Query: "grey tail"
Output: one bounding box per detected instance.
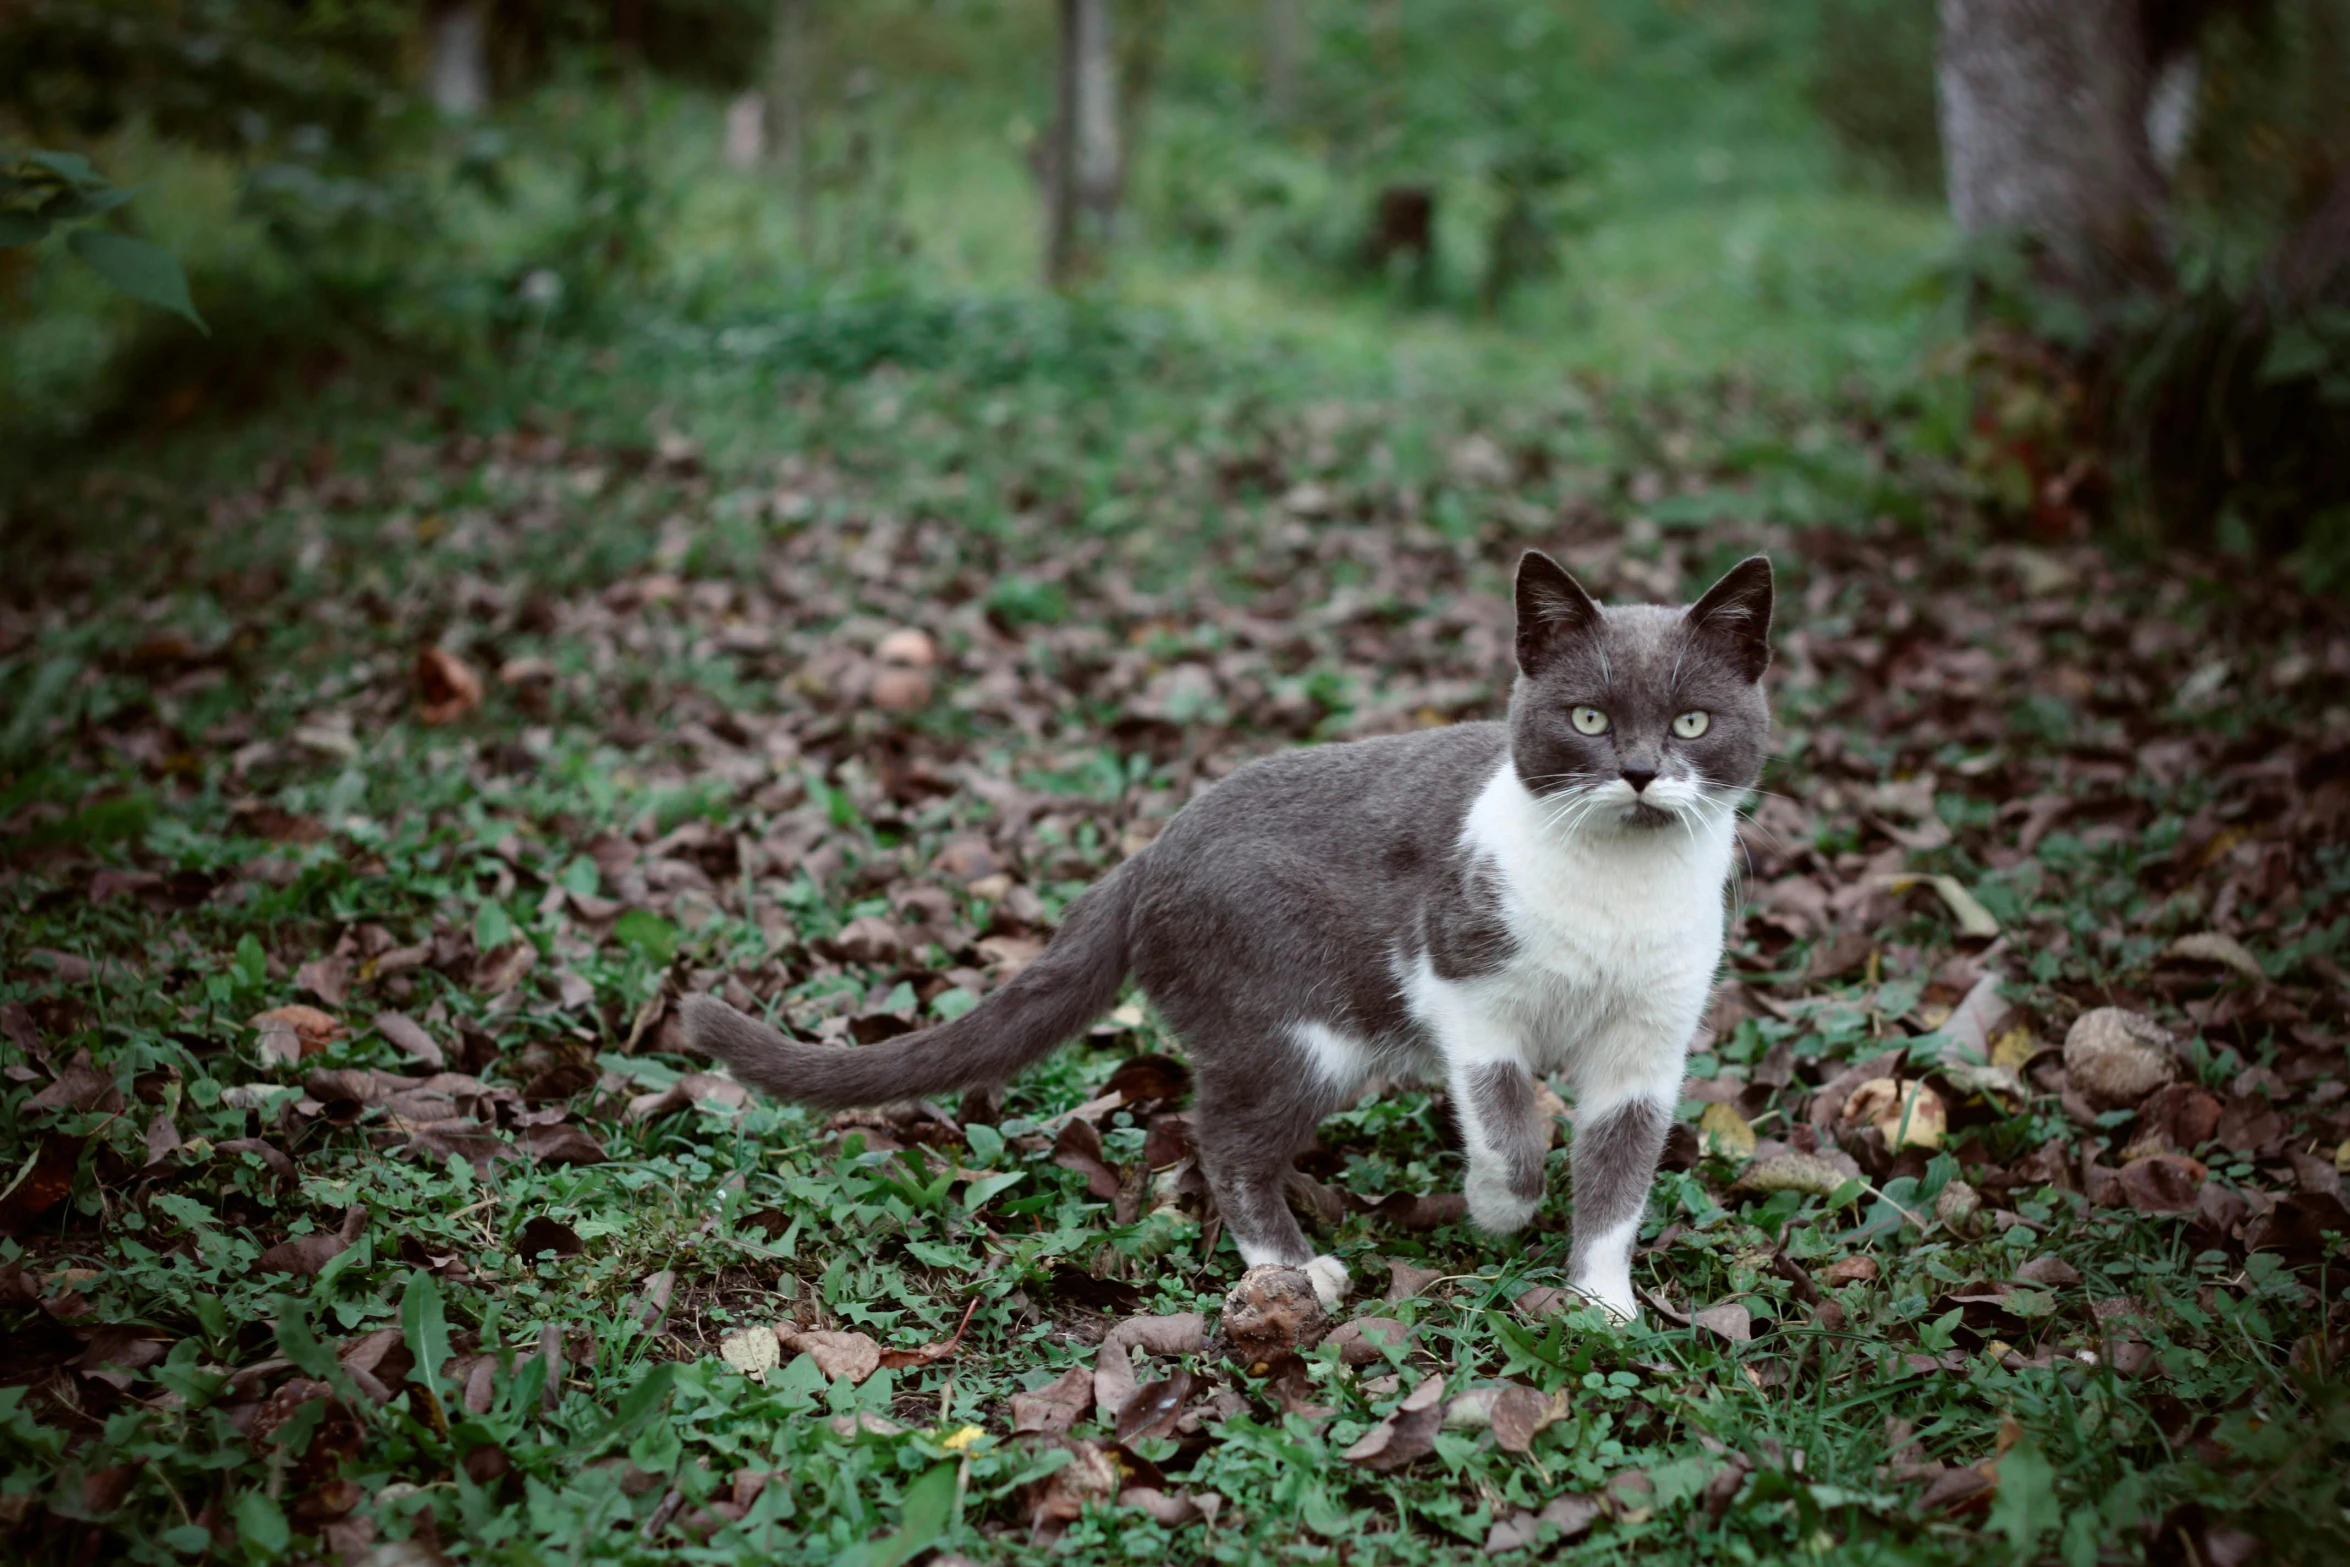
[676,854,1144,1110]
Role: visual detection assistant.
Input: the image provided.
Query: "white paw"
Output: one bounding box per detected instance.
[1568,1278,1640,1327]
[1304,1254,1352,1311]
[1465,1167,1538,1235]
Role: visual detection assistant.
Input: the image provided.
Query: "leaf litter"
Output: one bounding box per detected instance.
[1,332,2346,1563]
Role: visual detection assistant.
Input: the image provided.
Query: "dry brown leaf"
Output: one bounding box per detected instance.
[778,1328,880,1384]
[1011,1365,1095,1435]
[1327,1317,1414,1365]
[1342,1374,1446,1471]
[416,647,483,724]
[2063,1008,2177,1110]
[1844,1078,1947,1150]
[295,956,351,1007]
[1822,1255,1879,1285]
[718,1326,780,1382]
[877,1297,981,1370]
[1738,1151,1857,1198]
[2161,931,2264,982]
[373,1011,445,1070]
[251,1004,347,1065]
[256,1205,367,1277]
[1091,1312,1209,1421]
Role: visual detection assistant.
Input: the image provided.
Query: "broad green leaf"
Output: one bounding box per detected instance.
[612,909,677,963]
[843,1460,958,1567]
[24,149,100,187]
[473,899,516,953]
[67,228,206,331]
[1988,1438,2058,1561]
[961,1170,1025,1208]
[399,1270,451,1393]
[233,1488,289,1557]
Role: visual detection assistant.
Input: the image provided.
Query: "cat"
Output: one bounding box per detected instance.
[681,550,1773,1322]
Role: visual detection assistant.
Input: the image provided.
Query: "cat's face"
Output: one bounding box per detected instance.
[1506,552,1773,832]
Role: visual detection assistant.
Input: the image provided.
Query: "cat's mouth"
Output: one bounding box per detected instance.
[1621,800,1679,830]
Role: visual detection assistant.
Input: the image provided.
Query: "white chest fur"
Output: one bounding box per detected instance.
[1408,761,1734,1095]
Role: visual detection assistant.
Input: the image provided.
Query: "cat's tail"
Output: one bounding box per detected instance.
[675,853,1144,1110]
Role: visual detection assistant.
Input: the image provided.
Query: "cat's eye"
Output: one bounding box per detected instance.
[1570,706,1610,736]
[1672,710,1711,739]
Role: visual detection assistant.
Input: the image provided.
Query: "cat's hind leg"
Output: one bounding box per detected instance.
[1190,1041,1352,1308]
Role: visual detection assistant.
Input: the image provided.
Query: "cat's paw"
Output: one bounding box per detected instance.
[1465,1167,1539,1235]
[1566,1280,1641,1327]
[1303,1254,1352,1311]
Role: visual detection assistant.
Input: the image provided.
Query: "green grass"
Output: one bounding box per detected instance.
[3,289,2346,1563]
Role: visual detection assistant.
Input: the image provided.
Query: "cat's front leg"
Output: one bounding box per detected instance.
[1565,1075,1677,1323]
[1449,1057,1549,1236]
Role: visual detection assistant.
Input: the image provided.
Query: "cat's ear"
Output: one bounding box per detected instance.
[1685,555,1774,682]
[1514,550,1602,676]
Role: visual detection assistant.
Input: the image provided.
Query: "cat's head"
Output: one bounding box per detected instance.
[1506,551,1773,832]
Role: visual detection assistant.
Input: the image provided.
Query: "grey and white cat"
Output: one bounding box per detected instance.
[682,551,1773,1321]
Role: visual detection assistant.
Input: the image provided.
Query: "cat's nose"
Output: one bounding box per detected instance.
[1621,765,1658,794]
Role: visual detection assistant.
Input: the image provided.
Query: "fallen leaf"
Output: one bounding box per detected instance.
[718,1326,780,1382]
[26,1051,117,1112]
[1823,1255,1880,1286]
[877,1297,982,1370]
[1092,1312,1209,1422]
[416,647,483,724]
[1738,1151,1858,1198]
[295,956,351,1007]
[624,1072,751,1124]
[1385,1259,1445,1302]
[514,1216,582,1259]
[1051,1118,1123,1201]
[1342,1374,1446,1472]
[1699,1101,1758,1159]
[1843,1078,1947,1150]
[1873,873,2000,938]
[2160,932,2264,983]
[1442,1383,1564,1453]
[2013,1256,2080,1288]
[2115,1152,2206,1213]
[1011,1365,1095,1435]
[1328,1317,1414,1365]
[1692,1303,1753,1343]
[517,1122,606,1165]
[374,1011,445,1070]
[1025,1438,1119,1529]
[252,1004,347,1065]
[779,1328,879,1383]
[257,1205,367,1277]
[0,1136,84,1234]
[1113,1368,1193,1446]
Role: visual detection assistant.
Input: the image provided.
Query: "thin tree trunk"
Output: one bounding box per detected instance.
[1046,0,1119,286]
[1936,0,2168,301]
[1264,0,1302,125]
[767,0,815,257]
[428,1,490,119]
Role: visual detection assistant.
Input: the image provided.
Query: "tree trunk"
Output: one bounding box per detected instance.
[767,0,815,256]
[428,1,490,119]
[1935,0,2168,300]
[1046,0,1120,286]
[1264,0,1303,125]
